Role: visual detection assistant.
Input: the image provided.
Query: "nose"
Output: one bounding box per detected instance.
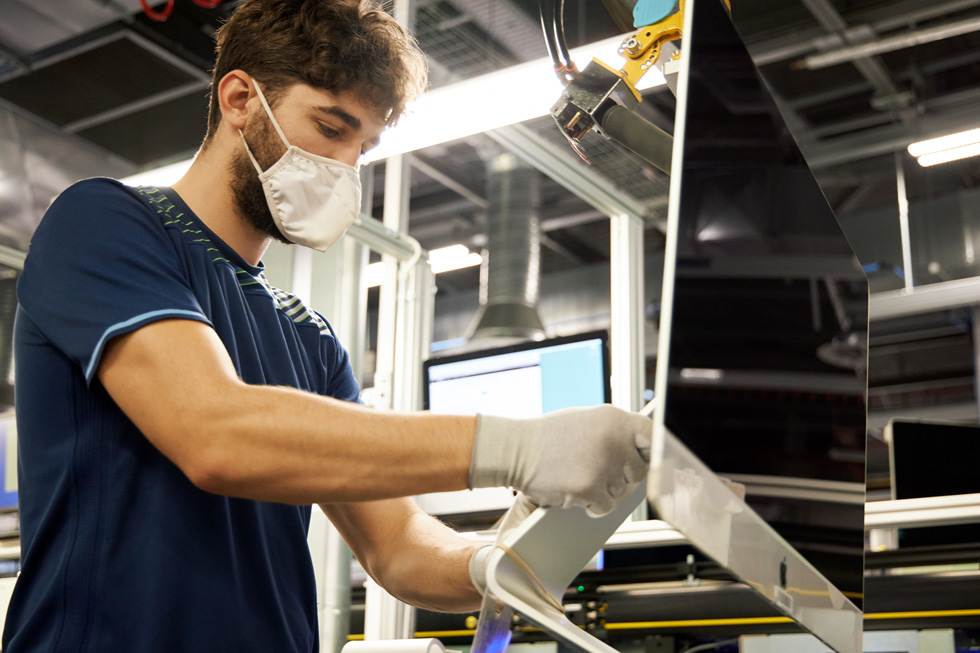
[336,143,362,168]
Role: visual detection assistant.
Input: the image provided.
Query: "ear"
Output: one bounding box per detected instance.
[217,70,254,132]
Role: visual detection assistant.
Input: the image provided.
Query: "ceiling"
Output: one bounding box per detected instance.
[1,0,978,278]
[1,0,979,427]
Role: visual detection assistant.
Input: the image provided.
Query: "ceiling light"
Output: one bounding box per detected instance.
[428,244,483,273]
[121,33,667,181]
[908,127,980,158]
[361,34,666,163]
[365,244,482,287]
[916,141,980,167]
[119,158,195,187]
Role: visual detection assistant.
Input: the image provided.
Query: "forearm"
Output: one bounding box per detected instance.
[190,382,476,504]
[323,499,483,613]
[99,320,477,505]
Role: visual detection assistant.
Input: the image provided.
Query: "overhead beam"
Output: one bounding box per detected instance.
[411,156,487,209]
[802,90,980,168]
[798,0,905,106]
[749,0,980,66]
[486,123,655,227]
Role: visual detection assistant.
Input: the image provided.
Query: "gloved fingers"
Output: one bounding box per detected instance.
[635,428,652,461]
[608,477,628,501]
[624,445,649,484]
[497,491,540,535]
[584,492,616,517]
[513,492,539,518]
[631,416,654,462]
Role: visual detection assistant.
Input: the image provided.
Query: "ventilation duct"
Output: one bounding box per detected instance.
[469,152,546,342]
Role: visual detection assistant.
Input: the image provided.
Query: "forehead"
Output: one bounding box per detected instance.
[284,83,388,131]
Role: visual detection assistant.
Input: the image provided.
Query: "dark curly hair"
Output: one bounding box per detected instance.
[204,0,427,141]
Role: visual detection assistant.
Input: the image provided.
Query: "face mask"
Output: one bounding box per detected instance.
[239,79,362,252]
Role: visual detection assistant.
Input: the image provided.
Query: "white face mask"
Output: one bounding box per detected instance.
[239,80,362,252]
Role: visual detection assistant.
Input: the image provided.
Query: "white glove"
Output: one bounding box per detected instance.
[469,493,538,595]
[469,404,653,517]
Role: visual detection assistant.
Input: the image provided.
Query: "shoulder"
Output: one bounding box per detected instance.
[48,177,138,209]
[33,178,161,244]
[261,278,336,338]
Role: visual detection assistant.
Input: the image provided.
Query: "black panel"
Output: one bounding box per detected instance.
[77,90,209,165]
[0,36,197,127]
[662,0,868,605]
[890,419,980,548]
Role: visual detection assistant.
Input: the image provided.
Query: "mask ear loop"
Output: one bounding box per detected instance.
[239,130,266,176]
[250,79,292,149]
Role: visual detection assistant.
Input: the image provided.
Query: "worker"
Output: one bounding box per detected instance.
[3,0,653,651]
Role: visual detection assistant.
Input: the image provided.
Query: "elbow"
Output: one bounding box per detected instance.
[161,405,247,496]
[182,451,236,495]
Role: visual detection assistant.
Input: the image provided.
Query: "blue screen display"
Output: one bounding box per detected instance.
[425,334,608,418]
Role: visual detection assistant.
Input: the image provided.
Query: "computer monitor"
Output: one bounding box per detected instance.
[419,331,611,516]
[652,0,867,616]
[887,418,980,548]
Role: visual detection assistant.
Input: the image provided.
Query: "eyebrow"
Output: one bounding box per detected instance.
[314,105,381,149]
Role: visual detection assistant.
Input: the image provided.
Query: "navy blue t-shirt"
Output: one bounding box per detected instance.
[5,178,360,652]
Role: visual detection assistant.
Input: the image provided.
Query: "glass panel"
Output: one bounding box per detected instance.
[656,0,867,609]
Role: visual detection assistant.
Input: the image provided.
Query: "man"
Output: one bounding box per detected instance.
[4,0,652,651]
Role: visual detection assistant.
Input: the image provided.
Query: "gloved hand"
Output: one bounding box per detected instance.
[469,492,538,595]
[469,404,653,517]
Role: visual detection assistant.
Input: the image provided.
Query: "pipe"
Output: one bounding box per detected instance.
[801,13,980,70]
[471,153,546,341]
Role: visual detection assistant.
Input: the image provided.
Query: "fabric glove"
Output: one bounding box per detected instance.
[469,404,653,517]
[469,492,538,595]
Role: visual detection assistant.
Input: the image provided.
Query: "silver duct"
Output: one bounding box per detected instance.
[470,152,546,342]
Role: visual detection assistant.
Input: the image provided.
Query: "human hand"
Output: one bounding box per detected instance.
[468,492,538,595]
[469,405,652,517]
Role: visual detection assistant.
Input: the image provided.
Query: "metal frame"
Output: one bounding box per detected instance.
[296,195,431,650]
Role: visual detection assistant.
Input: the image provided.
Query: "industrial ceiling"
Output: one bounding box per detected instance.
[1,0,979,436]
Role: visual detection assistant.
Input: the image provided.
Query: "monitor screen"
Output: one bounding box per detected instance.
[653,0,868,607]
[889,418,980,548]
[424,331,610,417]
[419,332,610,516]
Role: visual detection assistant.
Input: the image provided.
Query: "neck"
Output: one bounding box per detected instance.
[171,137,270,267]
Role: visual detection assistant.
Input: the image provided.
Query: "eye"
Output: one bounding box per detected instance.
[318,123,341,138]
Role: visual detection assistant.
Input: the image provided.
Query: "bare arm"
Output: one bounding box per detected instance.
[322,498,482,612]
[98,318,477,503]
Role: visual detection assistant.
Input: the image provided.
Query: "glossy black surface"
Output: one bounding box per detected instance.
[890,419,980,548]
[661,0,868,605]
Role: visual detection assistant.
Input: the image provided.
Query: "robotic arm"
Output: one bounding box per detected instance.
[545,0,729,172]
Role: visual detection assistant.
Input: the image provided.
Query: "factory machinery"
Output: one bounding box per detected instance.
[343,0,980,651]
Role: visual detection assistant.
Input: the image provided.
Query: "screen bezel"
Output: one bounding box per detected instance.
[422,330,612,412]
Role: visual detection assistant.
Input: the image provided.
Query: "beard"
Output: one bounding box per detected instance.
[228,114,291,245]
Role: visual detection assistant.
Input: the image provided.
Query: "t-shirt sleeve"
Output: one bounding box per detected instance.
[17,179,211,385]
[318,316,362,403]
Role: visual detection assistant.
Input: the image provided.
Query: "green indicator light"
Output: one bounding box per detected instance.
[577,586,585,592]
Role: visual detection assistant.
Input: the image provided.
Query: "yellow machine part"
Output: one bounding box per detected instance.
[618,0,732,90]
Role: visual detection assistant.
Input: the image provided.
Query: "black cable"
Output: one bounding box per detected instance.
[554,0,574,75]
[539,0,563,75]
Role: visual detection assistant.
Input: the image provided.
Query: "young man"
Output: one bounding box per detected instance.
[4,1,652,650]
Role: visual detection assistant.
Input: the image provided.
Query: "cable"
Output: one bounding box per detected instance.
[192,0,222,7]
[538,0,565,82]
[553,0,575,76]
[139,0,175,21]
[678,638,741,653]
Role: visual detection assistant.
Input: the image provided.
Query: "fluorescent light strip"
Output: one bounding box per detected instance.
[120,33,665,181]
[365,244,482,287]
[361,33,666,163]
[120,158,195,187]
[917,141,980,167]
[908,127,980,157]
